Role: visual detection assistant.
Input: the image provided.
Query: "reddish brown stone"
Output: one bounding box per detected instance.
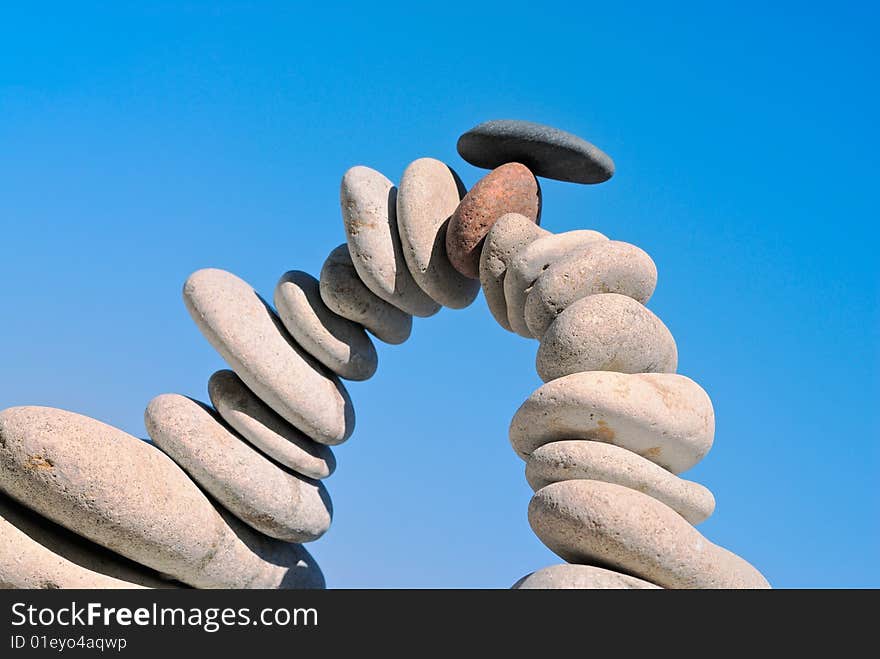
[445,163,541,278]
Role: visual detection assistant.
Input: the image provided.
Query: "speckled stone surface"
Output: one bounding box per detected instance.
[208,370,335,480]
[0,493,171,589]
[536,293,678,381]
[479,213,550,331]
[341,165,440,317]
[397,157,479,308]
[145,394,332,543]
[504,229,609,337]
[524,240,658,337]
[457,119,615,184]
[526,441,715,525]
[509,371,715,473]
[446,163,541,278]
[529,480,770,589]
[275,270,378,381]
[512,563,660,589]
[319,244,412,345]
[0,406,324,588]
[183,268,354,445]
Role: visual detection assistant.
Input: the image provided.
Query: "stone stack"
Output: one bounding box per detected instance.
[454,119,768,589]
[0,118,769,589]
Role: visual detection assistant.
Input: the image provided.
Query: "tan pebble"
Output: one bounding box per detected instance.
[0,493,171,589]
[183,268,354,445]
[319,244,412,344]
[509,371,715,473]
[524,240,657,337]
[526,440,715,524]
[504,229,608,337]
[0,406,324,588]
[208,370,335,480]
[397,158,479,308]
[511,563,660,589]
[145,394,332,543]
[479,213,549,331]
[536,293,677,381]
[341,165,440,317]
[275,270,377,381]
[529,480,770,589]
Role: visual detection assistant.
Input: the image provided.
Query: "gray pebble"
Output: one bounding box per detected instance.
[457,119,615,184]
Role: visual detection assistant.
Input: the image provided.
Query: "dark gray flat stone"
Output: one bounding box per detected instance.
[457,119,614,184]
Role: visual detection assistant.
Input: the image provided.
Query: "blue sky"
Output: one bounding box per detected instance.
[1,2,877,588]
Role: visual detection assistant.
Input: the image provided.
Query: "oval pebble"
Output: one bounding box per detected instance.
[446,163,541,278]
[397,158,479,309]
[529,480,770,589]
[524,240,658,337]
[479,213,550,331]
[526,441,715,525]
[0,494,170,589]
[145,394,332,543]
[511,564,660,590]
[208,370,335,480]
[536,293,677,381]
[504,229,608,337]
[509,371,715,473]
[320,243,412,345]
[183,268,354,445]
[341,165,440,317]
[0,406,324,588]
[275,270,377,381]
[457,119,615,184]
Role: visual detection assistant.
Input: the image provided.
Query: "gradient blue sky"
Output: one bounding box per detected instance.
[1,2,877,588]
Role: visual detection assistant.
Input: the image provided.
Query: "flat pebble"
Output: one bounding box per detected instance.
[145,394,332,542]
[208,370,335,479]
[397,158,479,308]
[511,564,660,589]
[446,163,541,278]
[320,244,412,344]
[0,406,324,588]
[526,441,715,525]
[524,240,657,337]
[509,371,715,473]
[0,493,170,589]
[275,270,377,381]
[341,165,440,317]
[183,268,354,445]
[457,119,615,184]
[504,230,607,337]
[536,293,677,381]
[529,480,770,589]
[479,213,549,331]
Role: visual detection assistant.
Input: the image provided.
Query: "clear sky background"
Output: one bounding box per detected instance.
[1,2,877,588]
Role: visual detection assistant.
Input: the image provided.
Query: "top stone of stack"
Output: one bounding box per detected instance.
[457,119,614,184]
